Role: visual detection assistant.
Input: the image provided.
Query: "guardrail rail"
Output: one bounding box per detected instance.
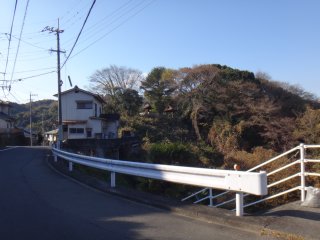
[52,147,268,216]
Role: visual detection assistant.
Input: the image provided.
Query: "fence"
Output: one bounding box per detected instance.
[52,147,268,216]
[182,143,320,211]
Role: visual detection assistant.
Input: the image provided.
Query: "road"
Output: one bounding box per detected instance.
[0,147,263,240]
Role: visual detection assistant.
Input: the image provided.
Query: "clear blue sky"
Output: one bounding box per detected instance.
[0,0,319,103]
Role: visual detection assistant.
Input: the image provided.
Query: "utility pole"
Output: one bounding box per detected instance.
[29,92,37,146]
[41,112,44,133]
[42,19,65,148]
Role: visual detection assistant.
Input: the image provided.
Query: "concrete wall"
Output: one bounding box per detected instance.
[61,137,139,159]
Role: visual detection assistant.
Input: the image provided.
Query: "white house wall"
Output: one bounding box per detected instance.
[0,119,7,128]
[103,121,119,139]
[67,123,86,139]
[90,119,102,137]
[0,105,10,114]
[59,87,119,140]
[61,91,102,121]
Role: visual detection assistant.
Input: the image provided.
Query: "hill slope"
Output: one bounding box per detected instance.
[10,99,57,133]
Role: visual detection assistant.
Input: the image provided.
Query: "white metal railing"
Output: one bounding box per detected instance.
[52,147,268,216]
[182,143,320,212]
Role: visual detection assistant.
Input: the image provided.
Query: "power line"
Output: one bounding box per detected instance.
[63,0,142,48]
[61,0,133,47]
[60,0,89,29]
[9,0,31,86]
[10,34,48,50]
[3,0,18,81]
[61,0,96,69]
[8,90,21,103]
[14,67,56,74]
[82,0,139,38]
[70,0,156,60]
[1,70,56,82]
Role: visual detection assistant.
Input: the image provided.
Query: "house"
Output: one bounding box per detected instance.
[54,86,119,140]
[0,101,14,129]
[44,129,58,145]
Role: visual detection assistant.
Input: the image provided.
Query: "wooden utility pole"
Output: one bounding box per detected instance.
[42,19,65,148]
[29,92,37,146]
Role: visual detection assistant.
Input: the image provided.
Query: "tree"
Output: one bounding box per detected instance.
[294,107,320,143]
[174,65,221,141]
[89,65,144,96]
[115,89,143,116]
[140,67,177,114]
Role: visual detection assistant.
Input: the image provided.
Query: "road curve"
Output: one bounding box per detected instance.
[0,147,261,240]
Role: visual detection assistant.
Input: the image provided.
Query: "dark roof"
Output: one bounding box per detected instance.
[0,101,11,106]
[164,105,175,112]
[53,86,105,103]
[143,103,152,110]
[0,112,14,121]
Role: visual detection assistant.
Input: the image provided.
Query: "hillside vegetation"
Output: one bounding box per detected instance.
[115,64,320,203]
[116,65,320,168]
[10,99,57,133]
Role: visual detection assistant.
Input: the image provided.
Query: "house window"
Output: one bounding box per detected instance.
[62,125,68,132]
[94,103,97,117]
[76,101,93,109]
[69,128,84,134]
[86,128,92,138]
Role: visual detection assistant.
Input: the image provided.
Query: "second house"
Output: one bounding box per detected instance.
[55,86,119,140]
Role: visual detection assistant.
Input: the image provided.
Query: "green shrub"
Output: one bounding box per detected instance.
[147,142,195,165]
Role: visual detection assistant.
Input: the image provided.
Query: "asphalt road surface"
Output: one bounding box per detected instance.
[0,147,263,240]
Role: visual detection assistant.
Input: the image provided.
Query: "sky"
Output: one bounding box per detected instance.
[0,0,319,103]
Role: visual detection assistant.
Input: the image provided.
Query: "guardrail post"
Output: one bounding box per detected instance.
[209,188,213,206]
[69,162,73,172]
[54,155,57,162]
[235,192,244,217]
[111,172,116,187]
[299,143,306,202]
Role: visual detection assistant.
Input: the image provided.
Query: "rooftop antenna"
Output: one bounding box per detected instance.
[68,75,72,87]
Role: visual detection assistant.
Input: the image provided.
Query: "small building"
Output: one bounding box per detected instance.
[0,101,14,129]
[54,86,119,140]
[44,129,58,145]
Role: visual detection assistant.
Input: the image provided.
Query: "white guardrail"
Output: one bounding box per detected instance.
[52,147,268,216]
[182,143,320,211]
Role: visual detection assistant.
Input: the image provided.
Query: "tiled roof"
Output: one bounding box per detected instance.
[53,85,105,103]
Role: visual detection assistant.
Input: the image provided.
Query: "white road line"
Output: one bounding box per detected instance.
[0,146,19,152]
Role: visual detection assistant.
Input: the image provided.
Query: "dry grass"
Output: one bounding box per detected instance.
[260,229,305,240]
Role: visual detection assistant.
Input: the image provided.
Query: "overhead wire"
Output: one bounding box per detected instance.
[62,0,136,48]
[14,67,56,74]
[81,0,140,38]
[1,0,155,100]
[70,0,156,60]
[8,90,21,103]
[3,0,18,81]
[10,34,48,50]
[61,0,91,30]
[10,70,56,82]
[61,0,97,69]
[9,0,31,86]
